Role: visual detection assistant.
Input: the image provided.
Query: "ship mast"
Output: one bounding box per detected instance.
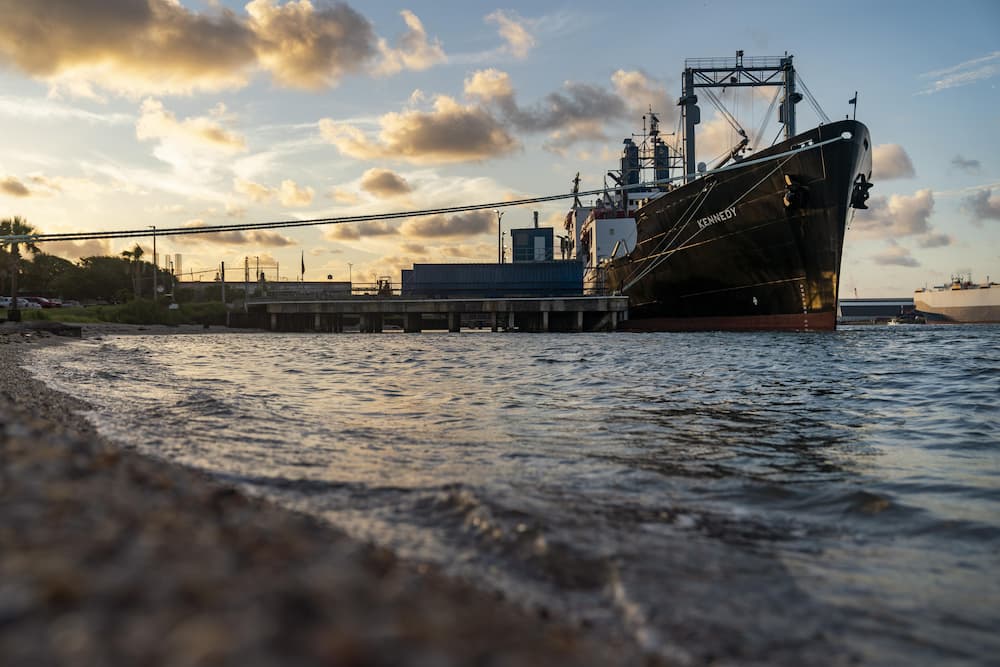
[679,51,802,183]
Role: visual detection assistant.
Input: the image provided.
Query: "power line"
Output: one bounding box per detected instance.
[4,188,612,244]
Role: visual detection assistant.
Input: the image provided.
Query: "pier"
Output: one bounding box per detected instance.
[230,296,628,333]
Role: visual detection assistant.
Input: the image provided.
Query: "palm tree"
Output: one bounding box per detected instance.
[1,216,39,322]
[121,244,144,299]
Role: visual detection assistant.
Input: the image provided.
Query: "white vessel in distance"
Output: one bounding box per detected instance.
[913,275,1000,323]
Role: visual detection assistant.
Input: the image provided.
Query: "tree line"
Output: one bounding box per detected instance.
[2,216,173,304]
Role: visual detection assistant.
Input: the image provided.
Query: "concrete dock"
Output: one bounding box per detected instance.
[230,296,629,333]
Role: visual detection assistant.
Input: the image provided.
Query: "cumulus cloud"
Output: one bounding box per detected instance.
[234,178,274,202]
[1,176,31,197]
[359,168,412,197]
[611,70,674,122]
[872,144,915,180]
[872,240,919,267]
[328,187,362,204]
[137,99,246,152]
[918,232,953,248]
[918,50,1000,95]
[246,0,376,90]
[319,96,519,164]
[951,154,981,172]
[962,187,1000,223]
[325,220,400,241]
[0,0,257,96]
[173,219,295,246]
[486,10,535,59]
[232,177,313,206]
[44,239,112,260]
[464,68,515,102]
[465,68,665,151]
[374,9,446,76]
[852,188,935,240]
[278,179,314,206]
[400,211,493,239]
[0,1,444,97]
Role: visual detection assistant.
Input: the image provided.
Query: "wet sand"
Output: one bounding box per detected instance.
[0,324,658,666]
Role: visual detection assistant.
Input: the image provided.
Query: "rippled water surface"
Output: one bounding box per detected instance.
[31,326,1000,665]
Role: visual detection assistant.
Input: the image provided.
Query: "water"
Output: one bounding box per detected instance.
[28,326,1000,665]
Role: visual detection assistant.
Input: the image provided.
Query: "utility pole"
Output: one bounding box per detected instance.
[494,209,505,264]
[150,226,158,303]
[220,261,225,303]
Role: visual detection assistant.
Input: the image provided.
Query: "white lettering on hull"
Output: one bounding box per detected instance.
[695,206,737,230]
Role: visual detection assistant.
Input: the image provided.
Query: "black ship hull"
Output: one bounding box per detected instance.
[608,119,871,331]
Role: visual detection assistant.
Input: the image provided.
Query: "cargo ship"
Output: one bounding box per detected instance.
[913,276,1000,323]
[565,53,873,331]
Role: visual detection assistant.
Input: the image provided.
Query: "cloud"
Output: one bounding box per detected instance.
[852,188,935,240]
[328,187,362,204]
[359,168,412,197]
[466,68,665,151]
[325,220,400,241]
[871,144,915,180]
[872,240,919,267]
[917,232,953,248]
[137,99,247,152]
[918,50,1000,95]
[278,179,314,206]
[319,95,519,164]
[0,0,258,96]
[43,239,112,260]
[1,176,31,197]
[0,1,445,96]
[234,178,274,202]
[246,0,376,90]
[464,68,515,102]
[486,10,535,59]
[962,187,1000,223]
[400,210,494,239]
[232,177,314,206]
[611,70,674,122]
[951,154,981,172]
[173,219,295,247]
[374,9,446,76]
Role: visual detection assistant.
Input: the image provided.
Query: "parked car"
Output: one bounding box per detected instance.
[0,296,11,308]
[60,300,82,308]
[24,296,58,308]
[15,298,41,309]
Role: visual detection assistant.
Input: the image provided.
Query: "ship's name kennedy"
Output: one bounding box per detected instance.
[695,206,737,230]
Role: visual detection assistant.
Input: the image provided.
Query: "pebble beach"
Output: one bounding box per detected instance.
[0,323,655,666]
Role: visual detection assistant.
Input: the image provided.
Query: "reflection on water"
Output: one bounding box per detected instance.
[31,325,1000,666]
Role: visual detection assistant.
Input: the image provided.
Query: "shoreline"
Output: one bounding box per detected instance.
[0,328,656,665]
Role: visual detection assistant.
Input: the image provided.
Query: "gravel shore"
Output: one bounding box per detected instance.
[0,325,656,666]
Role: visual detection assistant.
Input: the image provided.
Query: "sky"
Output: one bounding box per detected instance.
[0,0,998,296]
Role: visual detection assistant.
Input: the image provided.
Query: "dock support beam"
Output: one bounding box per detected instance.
[448,312,460,332]
[404,313,422,333]
[575,311,584,332]
[541,311,549,332]
[270,313,278,331]
[491,312,498,332]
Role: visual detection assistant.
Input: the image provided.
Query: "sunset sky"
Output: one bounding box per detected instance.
[1,0,998,295]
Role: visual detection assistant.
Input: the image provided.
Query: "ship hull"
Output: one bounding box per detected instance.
[609,119,871,332]
[914,286,1000,323]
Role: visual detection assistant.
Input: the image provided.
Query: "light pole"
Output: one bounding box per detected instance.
[149,226,157,303]
[348,262,353,284]
[494,209,504,264]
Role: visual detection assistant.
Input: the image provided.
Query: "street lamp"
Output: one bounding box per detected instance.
[149,226,157,303]
[494,209,505,264]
